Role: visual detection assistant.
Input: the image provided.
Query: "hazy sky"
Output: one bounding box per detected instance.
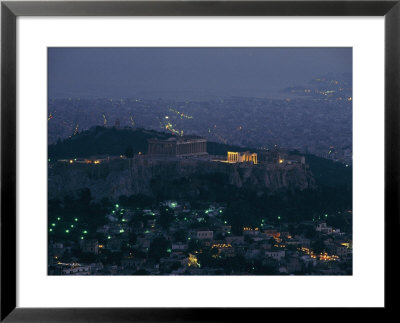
[48,47,352,99]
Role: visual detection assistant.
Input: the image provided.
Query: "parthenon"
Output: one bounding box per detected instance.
[147,136,207,157]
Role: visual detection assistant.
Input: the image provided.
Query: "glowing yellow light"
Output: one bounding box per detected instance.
[188,253,198,267]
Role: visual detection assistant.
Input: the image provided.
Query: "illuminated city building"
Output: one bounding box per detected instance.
[227,151,258,164]
[147,136,207,157]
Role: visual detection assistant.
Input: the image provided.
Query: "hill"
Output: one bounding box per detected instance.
[48,127,352,230]
[49,126,351,189]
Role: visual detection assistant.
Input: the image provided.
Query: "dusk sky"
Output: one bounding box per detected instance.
[48,47,352,99]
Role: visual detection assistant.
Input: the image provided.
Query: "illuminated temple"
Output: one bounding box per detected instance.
[227,151,258,164]
[147,136,207,157]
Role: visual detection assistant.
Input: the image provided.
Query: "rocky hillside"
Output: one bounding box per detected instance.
[48,157,315,201]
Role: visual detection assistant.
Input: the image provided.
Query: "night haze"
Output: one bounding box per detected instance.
[48,47,352,99]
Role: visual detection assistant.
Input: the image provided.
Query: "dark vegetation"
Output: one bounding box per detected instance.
[49,126,266,159]
[48,126,172,159]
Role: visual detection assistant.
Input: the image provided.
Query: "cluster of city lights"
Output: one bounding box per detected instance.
[211,243,232,249]
[188,253,199,267]
[73,123,79,136]
[168,108,193,120]
[243,227,259,231]
[163,121,183,136]
[298,247,339,261]
[49,216,90,240]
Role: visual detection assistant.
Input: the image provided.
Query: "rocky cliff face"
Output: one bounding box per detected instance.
[48,157,316,200]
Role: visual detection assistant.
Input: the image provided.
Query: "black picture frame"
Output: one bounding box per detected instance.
[1,0,399,321]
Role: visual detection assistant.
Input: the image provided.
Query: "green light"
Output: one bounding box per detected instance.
[81,236,84,240]
[51,223,56,227]
[65,229,70,233]
[112,210,115,214]
[115,204,119,208]
[224,221,227,224]
[171,202,177,208]
[49,228,53,232]
[205,210,209,214]
[121,219,126,222]
[70,224,74,228]
[48,159,51,162]
[167,248,172,253]
[74,218,78,222]
[119,229,124,233]
[277,216,281,220]
[107,235,111,239]
[219,210,223,214]
[325,214,328,217]
[57,217,61,221]
[83,230,88,234]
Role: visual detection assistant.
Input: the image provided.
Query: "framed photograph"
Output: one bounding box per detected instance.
[1,0,398,320]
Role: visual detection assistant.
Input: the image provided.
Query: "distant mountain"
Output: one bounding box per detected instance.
[282,73,352,99]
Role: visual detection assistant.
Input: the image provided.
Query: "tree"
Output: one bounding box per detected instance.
[187,239,202,253]
[304,226,317,239]
[158,207,174,230]
[288,224,297,236]
[173,230,186,242]
[125,145,134,158]
[78,188,92,207]
[128,232,137,244]
[134,269,149,275]
[148,237,171,261]
[312,238,325,254]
